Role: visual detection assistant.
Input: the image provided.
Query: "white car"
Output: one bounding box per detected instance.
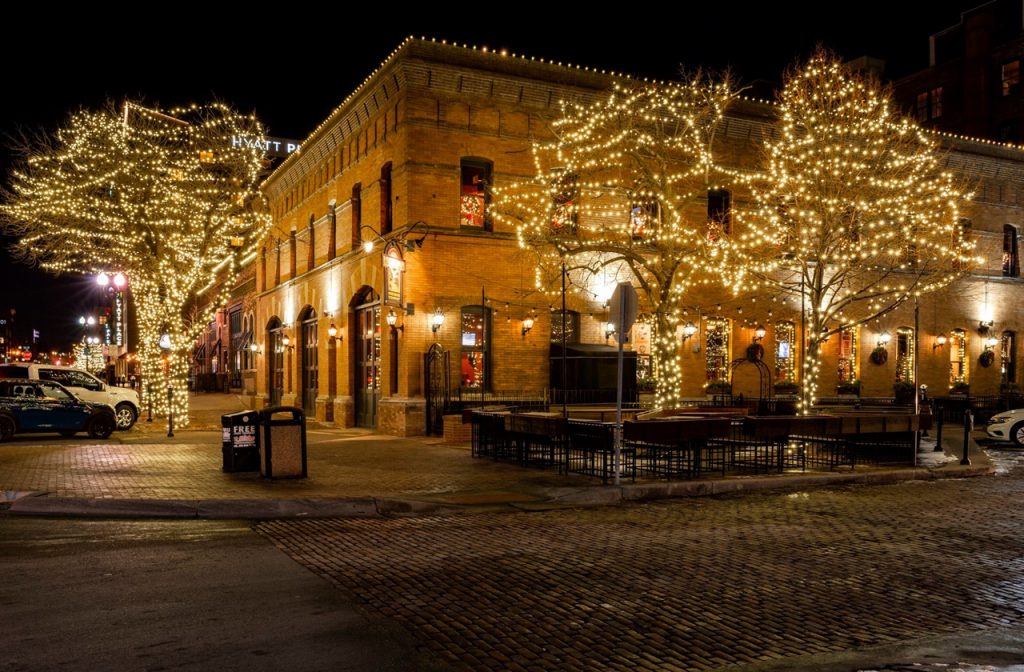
[986,408,1024,446]
[0,364,140,430]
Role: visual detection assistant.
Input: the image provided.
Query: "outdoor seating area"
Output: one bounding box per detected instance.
[468,405,922,484]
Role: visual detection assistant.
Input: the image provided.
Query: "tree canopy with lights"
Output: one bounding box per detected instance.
[0,102,270,424]
[734,50,977,408]
[495,76,739,406]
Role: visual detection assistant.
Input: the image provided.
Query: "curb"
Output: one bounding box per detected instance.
[3,461,994,520]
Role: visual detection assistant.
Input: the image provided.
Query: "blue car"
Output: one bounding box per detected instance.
[0,378,116,441]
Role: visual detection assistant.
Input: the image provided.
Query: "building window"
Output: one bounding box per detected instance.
[630,202,657,240]
[1003,224,1019,277]
[930,87,943,119]
[707,189,731,235]
[550,170,578,234]
[549,310,580,344]
[1002,331,1016,385]
[950,328,968,386]
[837,327,858,384]
[460,306,491,390]
[954,218,972,270]
[896,327,915,383]
[1003,60,1020,97]
[351,183,362,248]
[380,163,393,235]
[774,321,796,383]
[916,92,929,122]
[704,317,731,386]
[460,158,492,230]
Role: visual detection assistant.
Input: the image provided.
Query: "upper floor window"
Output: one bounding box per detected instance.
[916,92,929,122]
[930,87,943,119]
[351,183,362,248]
[550,170,579,235]
[1003,60,1020,97]
[460,158,492,230]
[380,163,393,235]
[708,189,732,236]
[630,203,657,241]
[1003,224,1019,277]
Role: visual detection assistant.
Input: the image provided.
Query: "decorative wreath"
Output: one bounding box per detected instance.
[869,347,888,365]
[979,350,995,368]
[746,343,765,362]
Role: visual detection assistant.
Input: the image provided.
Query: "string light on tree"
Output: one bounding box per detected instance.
[494,75,740,406]
[0,102,271,424]
[731,49,977,412]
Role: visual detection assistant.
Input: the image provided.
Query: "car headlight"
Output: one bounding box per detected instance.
[990,414,1014,424]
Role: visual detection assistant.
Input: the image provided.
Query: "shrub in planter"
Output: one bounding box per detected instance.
[836,380,861,396]
[705,380,732,395]
[893,381,916,402]
[949,382,970,396]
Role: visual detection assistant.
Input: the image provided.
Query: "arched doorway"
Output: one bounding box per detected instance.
[267,317,284,407]
[352,288,380,428]
[298,306,318,415]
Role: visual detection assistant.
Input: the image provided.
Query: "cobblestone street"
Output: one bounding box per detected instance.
[258,450,1024,671]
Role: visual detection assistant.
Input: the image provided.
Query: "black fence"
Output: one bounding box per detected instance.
[469,410,918,484]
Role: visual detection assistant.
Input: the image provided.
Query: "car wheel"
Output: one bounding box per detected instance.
[87,414,115,440]
[114,403,138,431]
[0,414,14,442]
[1012,422,1024,447]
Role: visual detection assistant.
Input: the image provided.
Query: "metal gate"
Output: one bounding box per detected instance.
[424,343,450,436]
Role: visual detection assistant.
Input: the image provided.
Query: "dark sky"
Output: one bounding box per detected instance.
[0,2,981,351]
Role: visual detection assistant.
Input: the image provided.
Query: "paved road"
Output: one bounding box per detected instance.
[257,447,1024,672]
[0,519,436,672]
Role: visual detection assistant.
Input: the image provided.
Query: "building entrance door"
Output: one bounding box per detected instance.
[300,314,318,415]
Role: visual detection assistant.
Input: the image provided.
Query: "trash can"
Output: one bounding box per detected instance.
[260,406,307,478]
[221,410,261,472]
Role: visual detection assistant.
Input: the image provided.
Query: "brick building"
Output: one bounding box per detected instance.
[247,38,1024,435]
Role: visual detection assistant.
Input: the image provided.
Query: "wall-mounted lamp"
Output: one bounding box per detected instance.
[979,320,994,335]
[327,323,339,340]
[985,335,999,351]
[933,333,947,352]
[522,316,535,338]
[876,332,892,348]
[753,325,766,342]
[605,322,617,340]
[281,334,294,351]
[681,321,698,341]
[430,308,445,334]
[386,308,404,333]
[249,342,263,355]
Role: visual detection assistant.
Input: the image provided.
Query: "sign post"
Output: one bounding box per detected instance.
[608,282,638,486]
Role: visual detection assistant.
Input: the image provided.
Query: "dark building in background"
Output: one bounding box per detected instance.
[894,0,1024,142]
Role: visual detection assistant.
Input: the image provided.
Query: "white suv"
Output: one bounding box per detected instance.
[0,364,141,430]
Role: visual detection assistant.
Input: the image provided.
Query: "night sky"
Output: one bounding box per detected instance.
[0,2,981,352]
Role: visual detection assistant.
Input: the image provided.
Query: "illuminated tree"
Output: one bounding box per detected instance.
[495,77,739,406]
[735,50,977,409]
[1,102,270,424]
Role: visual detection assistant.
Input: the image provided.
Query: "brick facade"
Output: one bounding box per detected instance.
[246,39,1024,436]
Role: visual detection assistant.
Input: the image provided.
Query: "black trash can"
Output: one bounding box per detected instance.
[260,406,307,478]
[221,410,261,472]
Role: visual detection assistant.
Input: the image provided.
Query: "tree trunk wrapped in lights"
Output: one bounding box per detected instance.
[494,77,739,407]
[1,102,271,425]
[734,50,977,412]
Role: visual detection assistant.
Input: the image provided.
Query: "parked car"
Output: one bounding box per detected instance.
[986,408,1024,446]
[0,378,116,441]
[0,364,139,430]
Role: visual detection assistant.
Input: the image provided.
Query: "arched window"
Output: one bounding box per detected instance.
[307,213,316,270]
[704,317,731,385]
[774,321,796,383]
[460,157,492,230]
[896,327,915,383]
[351,183,362,248]
[460,306,491,390]
[950,328,969,386]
